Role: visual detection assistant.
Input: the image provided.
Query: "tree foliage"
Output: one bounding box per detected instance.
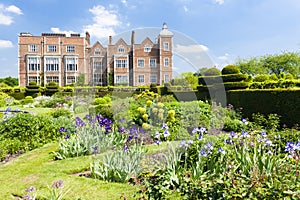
[235,52,300,77]
[0,76,18,87]
[172,72,198,88]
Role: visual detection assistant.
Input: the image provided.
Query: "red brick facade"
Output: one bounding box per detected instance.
[18,23,173,86]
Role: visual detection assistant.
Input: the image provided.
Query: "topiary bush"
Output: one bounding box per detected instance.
[253,74,269,82]
[221,65,240,75]
[202,68,221,76]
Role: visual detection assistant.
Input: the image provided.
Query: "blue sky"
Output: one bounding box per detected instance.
[1,0,300,78]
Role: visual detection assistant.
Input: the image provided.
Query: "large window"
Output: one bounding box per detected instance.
[28,44,38,52]
[164,74,170,83]
[144,44,151,52]
[27,57,40,71]
[94,48,101,55]
[66,76,76,85]
[138,75,145,83]
[118,45,125,53]
[164,42,169,51]
[65,57,78,71]
[93,73,103,84]
[115,75,128,84]
[46,76,59,83]
[93,62,102,70]
[150,59,156,68]
[45,57,59,71]
[66,45,75,53]
[28,76,40,84]
[115,59,127,68]
[48,45,57,52]
[164,58,169,67]
[150,74,157,83]
[137,59,145,67]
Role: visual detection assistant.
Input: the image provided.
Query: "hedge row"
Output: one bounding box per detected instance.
[226,89,300,127]
[198,74,248,85]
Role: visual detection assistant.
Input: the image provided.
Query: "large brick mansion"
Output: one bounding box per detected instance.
[18,23,173,87]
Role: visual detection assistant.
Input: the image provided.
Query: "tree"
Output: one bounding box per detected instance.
[235,52,300,77]
[76,73,85,86]
[172,72,198,88]
[0,76,18,86]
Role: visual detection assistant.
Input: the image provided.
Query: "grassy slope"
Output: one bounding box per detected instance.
[0,143,137,200]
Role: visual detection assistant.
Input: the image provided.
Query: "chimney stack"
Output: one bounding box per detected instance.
[109,36,112,45]
[131,30,135,45]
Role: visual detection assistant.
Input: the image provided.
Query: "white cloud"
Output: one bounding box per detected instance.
[0,4,22,25]
[50,27,76,37]
[0,40,13,48]
[83,5,122,39]
[214,0,224,5]
[175,44,209,53]
[5,5,23,15]
[183,5,189,12]
[218,53,230,61]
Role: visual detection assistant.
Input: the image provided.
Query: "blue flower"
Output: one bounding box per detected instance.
[163,129,170,138]
[118,126,126,133]
[261,131,267,138]
[155,140,162,145]
[204,142,213,150]
[154,131,161,139]
[199,149,208,157]
[75,117,85,127]
[92,145,99,154]
[198,133,203,140]
[64,135,70,139]
[123,145,129,151]
[162,123,169,129]
[285,142,295,152]
[229,131,236,138]
[59,127,67,133]
[241,131,249,138]
[217,147,225,154]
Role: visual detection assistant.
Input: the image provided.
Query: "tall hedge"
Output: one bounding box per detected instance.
[226,89,300,127]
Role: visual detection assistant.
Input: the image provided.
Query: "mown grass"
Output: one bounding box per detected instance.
[0,143,138,200]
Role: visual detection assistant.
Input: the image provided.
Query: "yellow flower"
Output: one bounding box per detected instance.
[152,107,158,113]
[158,113,164,121]
[168,110,175,117]
[142,114,149,121]
[146,100,152,107]
[157,102,164,108]
[158,108,164,114]
[142,123,151,130]
[138,107,146,114]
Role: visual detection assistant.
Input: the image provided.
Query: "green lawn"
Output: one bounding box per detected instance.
[0,143,138,200]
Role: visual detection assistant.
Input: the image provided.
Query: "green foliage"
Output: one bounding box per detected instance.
[222,74,248,82]
[0,113,71,161]
[227,89,300,127]
[75,73,85,86]
[0,76,18,87]
[236,51,300,77]
[253,74,270,82]
[172,72,198,88]
[48,108,72,118]
[91,145,145,183]
[21,96,35,104]
[221,64,240,75]
[202,67,221,76]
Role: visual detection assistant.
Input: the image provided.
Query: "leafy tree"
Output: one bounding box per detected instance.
[235,52,300,77]
[172,72,198,88]
[75,73,85,86]
[0,76,18,86]
[235,57,267,76]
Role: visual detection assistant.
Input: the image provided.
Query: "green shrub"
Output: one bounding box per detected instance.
[198,76,223,85]
[0,113,71,160]
[93,104,113,119]
[221,64,240,75]
[223,82,250,90]
[222,74,248,82]
[48,108,72,118]
[202,68,221,76]
[22,96,34,104]
[93,97,108,105]
[253,74,269,82]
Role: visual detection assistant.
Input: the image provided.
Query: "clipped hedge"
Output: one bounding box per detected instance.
[222,74,248,82]
[221,65,240,75]
[227,89,300,127]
